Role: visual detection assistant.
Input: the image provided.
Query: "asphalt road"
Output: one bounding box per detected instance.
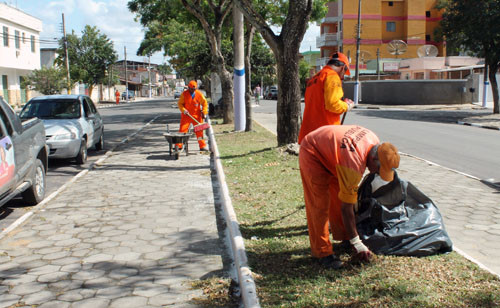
[253,99,500,183]
[0,98,178,231]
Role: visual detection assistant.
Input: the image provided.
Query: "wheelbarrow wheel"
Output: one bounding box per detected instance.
[174,144,180,160]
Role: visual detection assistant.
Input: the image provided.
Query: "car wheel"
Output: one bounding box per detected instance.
[21,159,46,205]
[95,131,104,151]
[75,140,88,165]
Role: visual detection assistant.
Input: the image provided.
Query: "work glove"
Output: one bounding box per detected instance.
[350,236,372,262]
[345,99,355,111]
[183,109,189,115]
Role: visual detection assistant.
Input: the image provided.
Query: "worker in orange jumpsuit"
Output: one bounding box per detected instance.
[299,125,400,269]
[177,80,209,151]
[298,52,355,144]
[115,90,120,105]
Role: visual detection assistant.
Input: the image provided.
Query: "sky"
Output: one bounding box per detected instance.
[9,0,320,66]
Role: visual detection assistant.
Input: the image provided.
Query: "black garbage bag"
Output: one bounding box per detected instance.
[356,171,453,256]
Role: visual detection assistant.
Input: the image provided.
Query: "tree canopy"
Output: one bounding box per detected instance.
[56,25,118,96]
[438,0,500,113]
[22,67,67,95]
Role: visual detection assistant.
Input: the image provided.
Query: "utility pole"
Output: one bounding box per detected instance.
[148,55,152,98]
[233,6,245,131]
[124,46,129,101]
[353,0,362,105]
[62,13,71,94]
[376,48,380,80]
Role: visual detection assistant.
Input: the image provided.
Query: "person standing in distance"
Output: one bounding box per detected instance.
[298,52,355,144]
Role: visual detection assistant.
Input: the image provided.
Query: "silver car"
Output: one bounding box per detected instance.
[20,95,104,165]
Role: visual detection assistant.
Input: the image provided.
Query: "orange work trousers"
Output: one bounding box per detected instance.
[177,114,207,149]
[299,149,348,258]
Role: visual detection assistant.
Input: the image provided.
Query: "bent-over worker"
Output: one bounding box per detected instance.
[299,125,400,268]
[177,80,209,151]
[298,52,355,144]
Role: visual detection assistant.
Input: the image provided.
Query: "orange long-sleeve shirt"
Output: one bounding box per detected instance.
[177,90,208,116]
[298,65,349,144]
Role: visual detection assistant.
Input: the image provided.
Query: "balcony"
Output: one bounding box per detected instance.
[316,32,341,48]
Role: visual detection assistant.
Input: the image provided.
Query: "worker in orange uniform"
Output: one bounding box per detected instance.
[299,125,400,269]
[298,52,355,144]
[177,80,209,151]
[115,89,120,105]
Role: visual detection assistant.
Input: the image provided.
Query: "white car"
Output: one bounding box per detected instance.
[20,95,104,165]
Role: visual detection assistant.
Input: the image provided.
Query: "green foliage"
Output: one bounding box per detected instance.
[22,67,67,95]
[298,59,311,95]
[251,34,276,87]
[56,25,118,94]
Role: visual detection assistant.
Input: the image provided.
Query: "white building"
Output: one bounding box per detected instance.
[0,3,42,107]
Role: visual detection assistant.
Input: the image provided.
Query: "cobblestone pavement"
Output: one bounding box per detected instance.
[253,107,500,278]
[0,119,225,308]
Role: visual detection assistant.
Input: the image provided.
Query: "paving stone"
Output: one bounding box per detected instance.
[0,294,21,308]
[108,267,139,279]
[54,238,81,246]
[71,298,110,308]
[109,296,148,308]
[132,283,166,297]
[42,251,71,261]
[72,269,105,280]
[113,252,141,262]
[21,290,55,305]
[10,282,46,296]
[51,257,82,266]
[38,300,71,308]
[1,274,37,286]
[83,254,113,264]
[38,271,70,283]
[95,286,133,299]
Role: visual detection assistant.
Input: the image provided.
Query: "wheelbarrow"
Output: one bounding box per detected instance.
[163,124,192,160]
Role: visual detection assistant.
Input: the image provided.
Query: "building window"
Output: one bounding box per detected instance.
[15,30,20,49]
[426,34,431,41]
[30,35,35,52]
[2,26,8,47]
[388,1,394,6]
[22,32,25,44]
[386,22,396,32]
[426,11,431,18]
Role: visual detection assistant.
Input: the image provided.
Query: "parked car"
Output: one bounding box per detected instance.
[266,86,278,100]
[0,96,48,206]
[174,86,186,99]
[19,95,104,165]
[121,90,135,100]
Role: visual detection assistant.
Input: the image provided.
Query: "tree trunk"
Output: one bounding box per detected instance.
[245,23,255,132]
[488,63,499,114]
[276,46,302,145]
[218,63,234,124]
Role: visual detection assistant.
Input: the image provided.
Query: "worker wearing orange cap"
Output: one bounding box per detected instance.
[298,52,355,144]
[177,80,209,151]
[299,124,400,269]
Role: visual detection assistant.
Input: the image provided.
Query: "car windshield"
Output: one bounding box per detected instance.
[20,99,81,120]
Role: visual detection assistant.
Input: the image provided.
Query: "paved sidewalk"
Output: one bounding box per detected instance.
[253,110,500,278]
[0,118,226,307]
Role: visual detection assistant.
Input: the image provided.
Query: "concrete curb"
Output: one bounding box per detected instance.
[457,121,500,131]
[207,120,260,308]
[0,115,161,241]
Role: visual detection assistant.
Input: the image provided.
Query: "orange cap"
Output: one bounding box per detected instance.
[330,52,351,76]
[188,80,197,89]
[377,142,400,182]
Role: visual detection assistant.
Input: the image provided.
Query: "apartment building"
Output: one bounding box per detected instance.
[317,0,445,73]
[0,3,42,106]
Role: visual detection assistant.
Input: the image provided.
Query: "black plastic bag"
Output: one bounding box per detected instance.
[356,172,453,256]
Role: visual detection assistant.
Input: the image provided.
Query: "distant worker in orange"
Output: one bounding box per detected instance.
[298,52,355,144]
[115,89,120,105]
[177,80,209,151]
[299,125,400,269]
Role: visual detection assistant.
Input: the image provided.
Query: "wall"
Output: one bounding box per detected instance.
[344,79,473,105]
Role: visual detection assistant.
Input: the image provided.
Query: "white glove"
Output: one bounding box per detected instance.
[350,236,369,253]
[345,99,355,111]
[183,109,189,115]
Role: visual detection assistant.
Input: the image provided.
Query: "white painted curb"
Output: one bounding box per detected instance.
[207,120,260,308]
[0,115,161,240]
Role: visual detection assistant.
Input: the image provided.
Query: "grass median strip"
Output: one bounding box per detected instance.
[208,121,500,307]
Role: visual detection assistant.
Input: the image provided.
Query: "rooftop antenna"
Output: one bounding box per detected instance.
[387,40,407,58]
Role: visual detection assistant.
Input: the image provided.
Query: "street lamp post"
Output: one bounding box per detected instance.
[353,0,362,105]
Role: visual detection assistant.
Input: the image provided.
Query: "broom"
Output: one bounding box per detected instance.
[185,112,210,133]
